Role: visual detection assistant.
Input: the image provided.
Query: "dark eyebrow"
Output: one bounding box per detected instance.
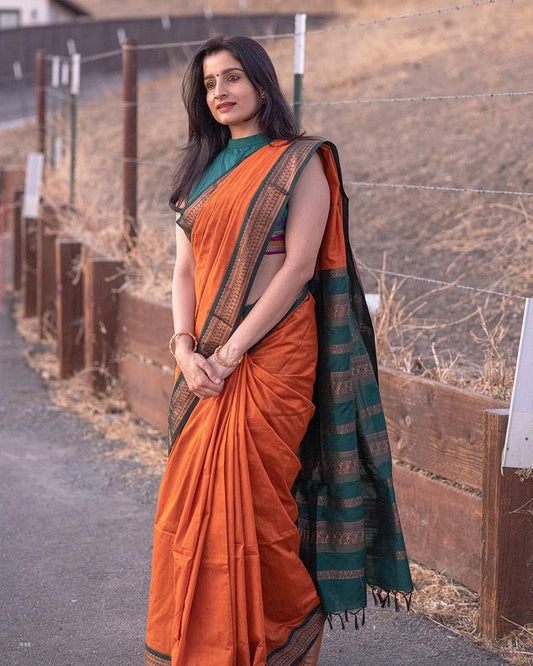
[203,67,244,81]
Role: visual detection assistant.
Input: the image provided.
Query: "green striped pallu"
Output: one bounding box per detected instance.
[293,144,413,621]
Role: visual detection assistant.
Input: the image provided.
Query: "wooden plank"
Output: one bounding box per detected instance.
[12,189,23,292]
[56,239,84,378]
[84,257,124,393]
[479,409,533,638]
[36,219,57,339]
[118,291,173,368]
[393,464,482,591]
[0,168,25,207]
[381,367,508,491]
[0,169,25,236]
[118,353,173,434]
[21,217,37,317]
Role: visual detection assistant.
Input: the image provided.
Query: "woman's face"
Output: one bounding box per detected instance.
[202,50,262,139]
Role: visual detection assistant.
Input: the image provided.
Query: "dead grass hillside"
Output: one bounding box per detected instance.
[77,0,430,20]
[2,0,532,397]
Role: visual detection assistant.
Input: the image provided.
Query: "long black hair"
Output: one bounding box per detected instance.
[170,35,300,210]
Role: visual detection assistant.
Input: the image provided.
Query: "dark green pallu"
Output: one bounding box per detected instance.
[293,144,413,624]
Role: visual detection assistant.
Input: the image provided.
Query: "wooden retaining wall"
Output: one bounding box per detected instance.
[1,178,531,640]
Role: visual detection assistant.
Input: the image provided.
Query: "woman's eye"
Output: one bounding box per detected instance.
[227,74,240,82]
[205,80,215,90]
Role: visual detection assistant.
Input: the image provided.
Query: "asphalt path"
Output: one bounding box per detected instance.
[0,299,508,665]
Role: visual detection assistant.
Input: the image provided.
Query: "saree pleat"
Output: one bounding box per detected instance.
[146,296,324,665]
[145,138,413,665]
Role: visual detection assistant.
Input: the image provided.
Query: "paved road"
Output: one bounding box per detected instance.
[0,299,507,665]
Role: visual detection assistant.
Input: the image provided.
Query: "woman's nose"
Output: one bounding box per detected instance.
[213,79,227,97]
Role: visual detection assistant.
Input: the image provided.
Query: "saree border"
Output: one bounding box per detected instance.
[144,644,171,665]
[168,138,324,449]
[267,606,326,666]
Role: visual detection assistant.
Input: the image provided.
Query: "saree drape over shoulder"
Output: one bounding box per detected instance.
[145,138,413,666]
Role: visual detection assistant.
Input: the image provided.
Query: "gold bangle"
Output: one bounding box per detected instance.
[213,345,243,368]
[169,331,198,359]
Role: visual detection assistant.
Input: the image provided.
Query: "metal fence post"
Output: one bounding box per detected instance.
[69,53,81,206]
[36,50,47,159]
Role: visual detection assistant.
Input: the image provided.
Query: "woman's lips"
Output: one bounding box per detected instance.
[216,102,235,113]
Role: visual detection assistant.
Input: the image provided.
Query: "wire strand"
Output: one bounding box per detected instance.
[346,181,533,198]
[308,0,515,35]
[365,267,527,301]
[80,49,123,63]
[304,90,533,107]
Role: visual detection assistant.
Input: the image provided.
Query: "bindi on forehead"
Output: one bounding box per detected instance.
[203,66,244,81]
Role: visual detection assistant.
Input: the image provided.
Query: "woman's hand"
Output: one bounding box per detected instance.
[206,344,243,383]
[179,350,224,399]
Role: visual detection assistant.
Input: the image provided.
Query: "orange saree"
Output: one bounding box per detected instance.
[145,138,413,665]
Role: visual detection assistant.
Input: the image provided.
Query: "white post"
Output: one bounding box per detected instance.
[60,61,70,87]
[117,28,127,46]
[22,153,45,219]
[502,297,533,469]
[293,13,306,131]
[13,61,23,80]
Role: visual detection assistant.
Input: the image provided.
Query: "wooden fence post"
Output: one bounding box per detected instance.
[479,408,533,638]
[21,216,37,317]
[12,188,24,292]
[122,38,138,248]
[36,217,57,339]
[56,239,84,377]
[83,257,124,393]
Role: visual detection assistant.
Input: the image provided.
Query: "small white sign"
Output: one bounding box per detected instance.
[502,298,533,469]
[22,152,44,219]
[117,28,127,46]
[365,292,381,316]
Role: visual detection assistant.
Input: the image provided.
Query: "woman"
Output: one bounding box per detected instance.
[145,36,413,666]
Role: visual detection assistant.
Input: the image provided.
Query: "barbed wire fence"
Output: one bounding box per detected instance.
[25,0,531,386]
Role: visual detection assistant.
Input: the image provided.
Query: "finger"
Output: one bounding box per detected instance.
[191,376,222,394]
[196,356,223,384]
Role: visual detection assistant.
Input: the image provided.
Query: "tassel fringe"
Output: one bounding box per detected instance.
[326,587,412,631]
[370,586,413,612]
[326,608,365,631]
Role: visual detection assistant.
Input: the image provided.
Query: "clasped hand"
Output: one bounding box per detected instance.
[180,350,236,399]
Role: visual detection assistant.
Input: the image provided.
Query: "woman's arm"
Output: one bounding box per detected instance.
[172,225,224,398]
[209,152,330,376]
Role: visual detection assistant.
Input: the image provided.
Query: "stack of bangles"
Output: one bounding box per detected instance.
[168,331,243,367]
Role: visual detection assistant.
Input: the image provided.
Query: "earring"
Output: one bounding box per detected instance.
[260,90,266,103]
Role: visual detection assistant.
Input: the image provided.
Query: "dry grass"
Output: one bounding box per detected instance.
[410,563,533,665]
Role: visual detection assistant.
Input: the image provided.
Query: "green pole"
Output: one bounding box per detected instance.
[293,13,306,132]
[69,53,80,206]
